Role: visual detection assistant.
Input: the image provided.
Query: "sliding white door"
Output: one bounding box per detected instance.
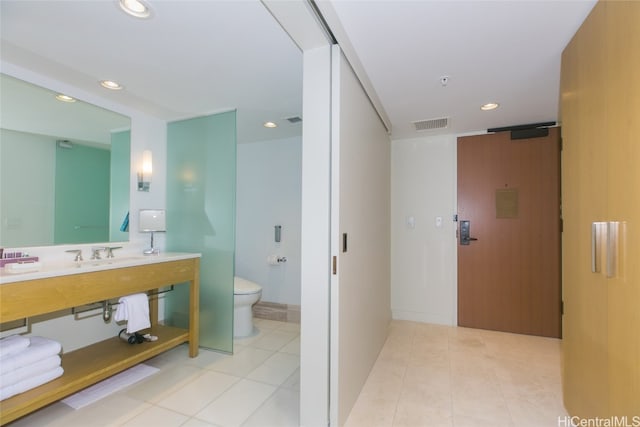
[329,45,392,426]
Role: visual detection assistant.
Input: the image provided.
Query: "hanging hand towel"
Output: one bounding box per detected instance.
[114,293,150,334]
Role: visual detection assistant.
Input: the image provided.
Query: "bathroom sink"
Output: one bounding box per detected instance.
[1,252,200,284]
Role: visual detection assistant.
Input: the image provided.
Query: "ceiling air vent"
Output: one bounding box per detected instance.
[413,117,449,131]
[285,116,302,124]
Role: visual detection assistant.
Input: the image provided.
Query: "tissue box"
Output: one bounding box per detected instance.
[4,261,43,274]
[0,257,40,268]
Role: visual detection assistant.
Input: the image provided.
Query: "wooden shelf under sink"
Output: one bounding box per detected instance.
[0,325,188,424]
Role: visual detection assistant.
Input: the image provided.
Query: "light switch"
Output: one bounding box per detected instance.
[435,216,443,228]
[406,216,416,229]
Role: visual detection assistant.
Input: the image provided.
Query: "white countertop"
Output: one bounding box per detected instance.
[0,252,201,284]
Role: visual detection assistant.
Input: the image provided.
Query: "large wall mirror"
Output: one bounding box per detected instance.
[0,73,131,247]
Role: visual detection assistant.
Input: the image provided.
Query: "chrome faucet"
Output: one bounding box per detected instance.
[90,247,106,260]
[65,249,83,262]
[104,246,122,258]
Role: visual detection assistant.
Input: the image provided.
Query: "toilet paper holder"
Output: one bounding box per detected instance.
[267,255,287,265]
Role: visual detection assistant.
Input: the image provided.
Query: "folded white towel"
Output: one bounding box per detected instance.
[114,293,150,334]
[0,366,64,401]
[0,335,30,359]
[0,337,62,375]
[0,355,61,388]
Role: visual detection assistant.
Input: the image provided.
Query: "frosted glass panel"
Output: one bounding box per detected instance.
[165,111,236,352]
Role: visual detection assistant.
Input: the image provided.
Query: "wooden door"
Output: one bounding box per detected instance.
[604,0,640,416]
[457,129,561,338]
[560,3,609,415]
[561,0,640,417]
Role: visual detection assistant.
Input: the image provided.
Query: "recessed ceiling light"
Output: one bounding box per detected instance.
[263,121,278,128]
[119,0,151,18]
[481,102,500,111]
[55,94,76,103]
[100,80,123,90]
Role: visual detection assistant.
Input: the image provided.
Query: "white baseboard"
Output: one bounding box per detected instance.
[391,309,455,326]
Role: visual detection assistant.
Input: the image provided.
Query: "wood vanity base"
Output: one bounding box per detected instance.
[0,256,200,425]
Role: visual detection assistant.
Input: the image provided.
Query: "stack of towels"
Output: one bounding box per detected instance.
[0,335,64,401]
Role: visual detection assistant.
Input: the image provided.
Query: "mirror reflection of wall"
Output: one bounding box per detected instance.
[0,74,131,247]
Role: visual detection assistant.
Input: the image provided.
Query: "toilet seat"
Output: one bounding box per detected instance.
[234,277,261,295]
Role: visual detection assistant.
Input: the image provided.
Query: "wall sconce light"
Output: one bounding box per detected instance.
[138,150,152,191]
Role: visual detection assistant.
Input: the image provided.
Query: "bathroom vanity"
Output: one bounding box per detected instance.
[0,253,200,424]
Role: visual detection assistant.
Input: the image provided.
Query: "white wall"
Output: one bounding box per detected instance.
[235,136,302,306]
[391,134,458,326]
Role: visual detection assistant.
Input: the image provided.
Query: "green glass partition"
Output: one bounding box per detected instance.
[165,111,236,352]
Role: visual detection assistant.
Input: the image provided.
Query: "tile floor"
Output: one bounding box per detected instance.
[8,319,567,427]
[345,321,568,427]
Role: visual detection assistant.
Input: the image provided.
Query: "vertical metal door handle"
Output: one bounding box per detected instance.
[592,222,600,273]
[607,221,618,279]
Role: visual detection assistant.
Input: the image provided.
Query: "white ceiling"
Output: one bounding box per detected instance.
[0,0,303,144]
[1,0,598,143]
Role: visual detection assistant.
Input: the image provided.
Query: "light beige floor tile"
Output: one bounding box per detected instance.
[276,322,301,333]
[280,336,301,355]
[253,319,287,330]
[6,401,75,427]
[249,330,298,352]
[241,387,300,427]
[452,387,512,425]
[506,395,568,427]
[246,352,300,386]
[377,341,413,366]
[124,364,203,403]
[145,344,190,368]
[281,368,300,391]
[453,413,515,427]
[393,399,453,427]
[344,395,398,427]
[359,361,406,399]
[233,327,271,347]
[120,404,189,427]
[183,348,233,370]
[195,379,276,427]
[42,394,152,427]
[207,346,274,377]
[181,418,221,427]
[155,371,240,416]
[400,372,452,410]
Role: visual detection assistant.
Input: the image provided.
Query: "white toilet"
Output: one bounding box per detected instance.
[233,277,262,337]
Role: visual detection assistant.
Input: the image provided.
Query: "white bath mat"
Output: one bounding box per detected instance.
[62,364,159,409]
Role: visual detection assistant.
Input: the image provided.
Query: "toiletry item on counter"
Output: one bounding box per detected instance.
[4,261,43,274]
[0,256,40,268]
